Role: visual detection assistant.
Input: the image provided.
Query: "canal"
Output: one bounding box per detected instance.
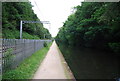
[57,42,120,79]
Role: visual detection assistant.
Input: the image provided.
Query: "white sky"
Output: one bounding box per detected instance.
[29,0,84,37]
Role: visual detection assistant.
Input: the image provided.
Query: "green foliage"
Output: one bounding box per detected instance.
[56,2,120,54]
[4,48,14,70]
[22,32,40,39]
[2,29,39,39]
[4,48,13,58]
[2,43,52,79]
[43,41,48,47]
[108,42,120,53]
[2,2,51,39]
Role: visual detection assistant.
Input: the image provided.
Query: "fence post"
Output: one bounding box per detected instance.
[24,39,25,59]
[34,40,35,53]
[14,39,16,69]
[2,39,4,72]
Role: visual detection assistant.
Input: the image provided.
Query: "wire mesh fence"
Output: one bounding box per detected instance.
[1,39,51,73]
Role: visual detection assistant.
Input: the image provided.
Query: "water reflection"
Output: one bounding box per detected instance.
[57,42,120,79]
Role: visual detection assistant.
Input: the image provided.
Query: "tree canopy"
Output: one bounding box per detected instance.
[56,2,120,54]
[2,2,51,39]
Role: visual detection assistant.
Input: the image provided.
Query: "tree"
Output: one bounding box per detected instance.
[2,2,51,39]
[56,2,120,54]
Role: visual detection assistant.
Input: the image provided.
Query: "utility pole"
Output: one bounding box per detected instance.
[20,20,23,39]
[44,34,45,39]
[19,20,50,39]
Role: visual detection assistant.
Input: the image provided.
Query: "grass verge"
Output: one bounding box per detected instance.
[2,42,52,79]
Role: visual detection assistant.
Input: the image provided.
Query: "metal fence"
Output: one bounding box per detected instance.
[1,39,51,73]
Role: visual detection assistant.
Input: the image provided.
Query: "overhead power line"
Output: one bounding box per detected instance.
[33,0,46,21]
[32,0,51,30]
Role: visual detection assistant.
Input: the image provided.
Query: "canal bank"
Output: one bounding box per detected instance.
[57,42,120,79]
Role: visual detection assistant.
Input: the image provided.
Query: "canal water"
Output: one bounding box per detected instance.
[57,42,120,79]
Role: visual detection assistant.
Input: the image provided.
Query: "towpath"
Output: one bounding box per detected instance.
[33,41,75,79]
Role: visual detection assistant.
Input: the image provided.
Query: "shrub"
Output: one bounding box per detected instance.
[108,42,120,53]
[43,41,48,47]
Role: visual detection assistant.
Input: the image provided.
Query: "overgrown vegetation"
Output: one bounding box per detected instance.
[56,2,120,54]
[2,42,52,79]
[43,41,48,47]
[3,48,14,71]
[2,2,51,39]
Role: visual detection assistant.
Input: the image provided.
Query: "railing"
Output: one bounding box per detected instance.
[1,39,51,73]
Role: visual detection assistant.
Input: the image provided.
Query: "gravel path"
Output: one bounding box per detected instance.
[33,41,75,79]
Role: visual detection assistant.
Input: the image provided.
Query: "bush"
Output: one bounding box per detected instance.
[2,29,40,39]
[2,48,15,73]
[108,42,120,53]
[43,41,48,47]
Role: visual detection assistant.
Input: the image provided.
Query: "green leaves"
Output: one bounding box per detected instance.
[108,42,120,53]
[56,2,120,54]
[2,2,51,39]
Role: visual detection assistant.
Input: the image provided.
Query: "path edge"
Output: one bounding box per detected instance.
[55,41,76,80]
